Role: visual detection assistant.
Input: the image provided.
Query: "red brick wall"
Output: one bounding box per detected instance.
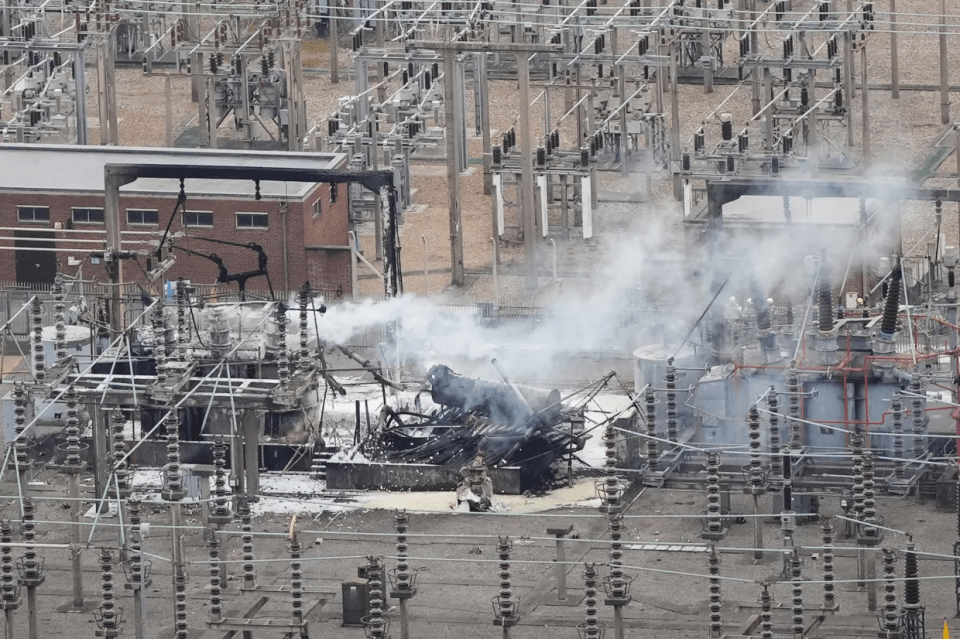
[0,185,351,296]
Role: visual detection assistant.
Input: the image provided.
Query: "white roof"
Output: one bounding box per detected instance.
[0,143,347,200]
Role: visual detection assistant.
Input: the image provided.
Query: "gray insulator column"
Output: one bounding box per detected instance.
[665,358,678,443]
[644,385,658,470]
[580,563,601,638]
[708,546,722,638]
[822,519,836,609]
[767,389,783,488]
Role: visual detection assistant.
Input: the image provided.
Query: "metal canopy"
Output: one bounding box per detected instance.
[705,176,960,222]
[102,161,401,336]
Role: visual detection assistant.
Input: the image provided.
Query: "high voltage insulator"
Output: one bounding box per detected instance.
[708,546,722,638]
[822,519,836,609]
[644,385,658,470]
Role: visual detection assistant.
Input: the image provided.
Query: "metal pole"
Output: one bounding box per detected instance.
[890,0,899,98]
[165,75,173,147]
[69,474,84,608]
[555,535,567,601]
[74,52,87,145]
[329,9,338,84]
[518,53,538,290]
[861,44,870,166]
[942,0,950,124]
[443,50,465,287]
[670,39,681,199]
[479,53,492,196]
[422,236,428,295]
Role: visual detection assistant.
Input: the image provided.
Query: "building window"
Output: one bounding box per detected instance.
[127,209,159,225]
[17,206,49,223]
[72,207,104,224]
[236,213,268,229]
[312,199,322,218]
[184,211,214,228]
[330,183,339,204]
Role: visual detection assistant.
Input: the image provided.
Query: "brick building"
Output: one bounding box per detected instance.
[0,144,354,298]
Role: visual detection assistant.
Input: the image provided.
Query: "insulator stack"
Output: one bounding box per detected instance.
[608,513,626,598]
[892,392,905,478]
[767,389,783,488]
[238,497,256,589]
[862,452,878,539]
[786,362,802,449]
[64,385,81,467]
[111,408,129,496]
[277,305,289,388]
[53,274,66,364]
[0,521,16,608]
[903,536,927,639]
[289,536,303,626]
[747,405,763,487]
[580,563,600,638]
[851,431,865,522]
[602,421,621,510]
[127,501,144,586]
[98,549,119,634]
[298,282,310,367]
[665,358,678,443]
[31,297,44,382]
[822,519,835,609]
[817,253,834,333]
[882,549,899,635]
[151,297,167,381]
[394,511,411,593]
[760,584,773,639]
[708,546,722,638]
[909,374,926,459]
[790,551,804,638]
[496,536,517,622]
[208,529,222,622]
[176,280,189,362]
[903,536,923,639]
[20,497,38,581]
[211,437,231,521]
[879,264,902,338]
[163,408,184,499]
[644,385,658,470]
[365,557,387,636]
[13,382,28,470]
[705,452,723,537]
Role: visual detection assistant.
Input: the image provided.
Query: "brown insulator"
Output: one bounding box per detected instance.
[817,252,834,333]
[580,563,601,638]
[644,385,658,470]
[747,405,764,487]
[892,392,905,478]
[760,583,773,639]
[822,519,835,609]
[708,546,722,637]
[665,358,678,443]
[208,529,222,622]
[880,263,902,339]
[767,389,783,487]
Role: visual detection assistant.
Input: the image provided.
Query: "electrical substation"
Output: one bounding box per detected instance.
[5,1,960,638]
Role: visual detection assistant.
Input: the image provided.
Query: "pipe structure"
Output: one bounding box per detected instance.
[336,344,404,390]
